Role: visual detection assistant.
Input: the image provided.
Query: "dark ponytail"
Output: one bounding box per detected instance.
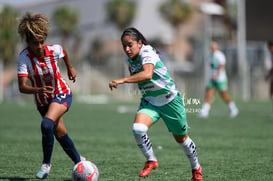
[121,27,148,45]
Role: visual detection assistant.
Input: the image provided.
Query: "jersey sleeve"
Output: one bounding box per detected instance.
[48,44,65,59]
[217,51,226,65]
[17,53,28,77]
[58,45,65,59]
[141,46,157,66]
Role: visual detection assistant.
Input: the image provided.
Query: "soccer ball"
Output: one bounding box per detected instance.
[72,160,99,181]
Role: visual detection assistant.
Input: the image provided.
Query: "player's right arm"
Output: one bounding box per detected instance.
[109,64,154,90]
[18,76,53,97]
[17,52,53,96]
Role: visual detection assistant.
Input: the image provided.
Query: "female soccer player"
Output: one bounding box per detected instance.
[109,27,203,181]
[199,42,238,118]
[17,12,84,179]
[265,41,273,102]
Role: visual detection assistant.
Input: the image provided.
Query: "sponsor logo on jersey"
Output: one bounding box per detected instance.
[130,64,142,74]
[42,74,53,82]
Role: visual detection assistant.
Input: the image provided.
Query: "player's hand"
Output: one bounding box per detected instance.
[109,80,118,90]
[68,67,77,83]
[39,86,53,97]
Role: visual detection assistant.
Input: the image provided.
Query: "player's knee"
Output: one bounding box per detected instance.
[41,117,54,134]
[54,129,67,138]
[132,123,148,134]
[174,134,188,143]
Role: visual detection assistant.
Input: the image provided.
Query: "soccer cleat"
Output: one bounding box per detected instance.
[36,163,51,179]
[192,165,203,181]
[139,161,158,177]
[230,108,239,118]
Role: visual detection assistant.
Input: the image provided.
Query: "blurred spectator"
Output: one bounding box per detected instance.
[199,41,239,118]
[265,41,273,100]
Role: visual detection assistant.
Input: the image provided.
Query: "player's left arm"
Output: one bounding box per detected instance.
[109,63,154,90]
[63,48,77,83]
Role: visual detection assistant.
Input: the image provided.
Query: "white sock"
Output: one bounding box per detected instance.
[228,101,237,111]
[202,103,210,112]
[179,137,200,170]
[132,123,157,161]
[201,103,210,116]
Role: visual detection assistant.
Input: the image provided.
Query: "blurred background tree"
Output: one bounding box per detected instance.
[159,0,193,62]
[106,0,136,30]
[223,1,237,40]
[0,5,18,65]
[159,0,192,29]
[105,0,136,92]
[53,6,81,61]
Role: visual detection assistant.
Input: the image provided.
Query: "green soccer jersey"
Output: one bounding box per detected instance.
[209,50,227,82]
[126,45,178,106]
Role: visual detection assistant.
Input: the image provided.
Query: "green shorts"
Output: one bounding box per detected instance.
[207,79,228,91]
[137,94,187,135]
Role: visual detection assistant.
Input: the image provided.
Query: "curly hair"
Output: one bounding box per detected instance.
[17,12,49,42]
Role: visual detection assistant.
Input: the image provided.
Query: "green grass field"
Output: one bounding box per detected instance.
[1,97,273,181]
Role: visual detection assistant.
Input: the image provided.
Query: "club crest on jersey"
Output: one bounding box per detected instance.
[42,75,53,82]
[40,63,53,82]
[42,66,49,74]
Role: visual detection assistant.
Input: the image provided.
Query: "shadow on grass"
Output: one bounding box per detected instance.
[0,177,28,181]
[0,177,71,181]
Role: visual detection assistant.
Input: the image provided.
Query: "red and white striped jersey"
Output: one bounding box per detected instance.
[17,44,71,106]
